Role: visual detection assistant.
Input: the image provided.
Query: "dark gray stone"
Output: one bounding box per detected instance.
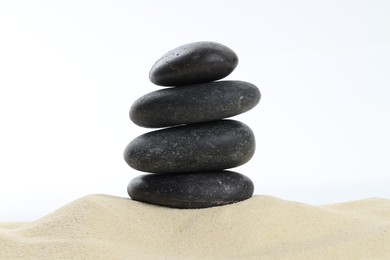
[123,120,255,173]
[130,80,261,128]
[127,171,254,208]
[149,41,238,86]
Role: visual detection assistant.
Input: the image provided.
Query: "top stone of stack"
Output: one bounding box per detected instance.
[149,42,239,86]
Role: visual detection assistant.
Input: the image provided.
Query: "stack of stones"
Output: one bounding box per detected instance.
[124,42,261,209]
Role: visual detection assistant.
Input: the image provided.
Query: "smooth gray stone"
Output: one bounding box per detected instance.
[127,171,254,208]
[130,80,260,128]
[149,41,238,86]
[123,120,255,173]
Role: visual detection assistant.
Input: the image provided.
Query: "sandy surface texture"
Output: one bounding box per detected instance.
[1,194,389,259]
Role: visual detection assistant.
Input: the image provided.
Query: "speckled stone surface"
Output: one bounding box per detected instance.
[127,171,254,208]
[149,41,238,86]
[130,80,260,128]
[123,120,255,173]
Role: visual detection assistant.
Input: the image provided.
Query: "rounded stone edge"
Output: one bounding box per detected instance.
[127,171,255,209]
[149,41,239,86]
[123,120,256,174]
[129,80,261,128]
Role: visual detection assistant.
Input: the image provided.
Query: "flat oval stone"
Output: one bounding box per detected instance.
[149,41,238,86]
[130,80,260,128]
[123,120,255,173]
[127,171,254,208]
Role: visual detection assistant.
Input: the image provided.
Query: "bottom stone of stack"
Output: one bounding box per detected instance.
[127,171,254,209]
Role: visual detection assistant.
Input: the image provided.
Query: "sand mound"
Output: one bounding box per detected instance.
[1,194,389,259]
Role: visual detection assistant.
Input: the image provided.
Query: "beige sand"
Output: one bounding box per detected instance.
[1,195,389,259]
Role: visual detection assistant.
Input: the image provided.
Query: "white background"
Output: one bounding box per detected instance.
[0,0,389,221]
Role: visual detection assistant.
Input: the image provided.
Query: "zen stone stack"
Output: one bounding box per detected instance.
[124,42,261,208]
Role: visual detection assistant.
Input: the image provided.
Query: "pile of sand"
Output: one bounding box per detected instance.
[1,194,389,259]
